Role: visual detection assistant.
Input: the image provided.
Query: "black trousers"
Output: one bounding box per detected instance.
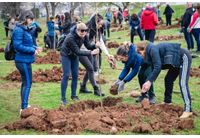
[165,14,172,26]
[144,30,156,43]
[79,55,97,87]
[164,48,192,112]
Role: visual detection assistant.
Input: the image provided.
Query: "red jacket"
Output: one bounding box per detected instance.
[141,8,158,30]
[189,11,199,28]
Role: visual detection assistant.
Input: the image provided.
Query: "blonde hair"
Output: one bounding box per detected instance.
[77,22,87,30]
[135,40,149,52]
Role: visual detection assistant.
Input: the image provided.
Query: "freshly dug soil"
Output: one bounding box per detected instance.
[4,66,107,84]
[4,97,194,134]
[156,24,180,30]
[107,42,122,48]
[0,48,4,52]
[155,35,183,41]
[130,90,141,98]
[190,66,200,78]
[35,51,60,64]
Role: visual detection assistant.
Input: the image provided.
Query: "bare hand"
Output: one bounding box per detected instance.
[91,48,99,55]
[142,81,152,93]
[95,41,100,48]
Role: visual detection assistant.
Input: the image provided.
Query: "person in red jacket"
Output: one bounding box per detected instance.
[141,4,158,42]
[188,3,200,52]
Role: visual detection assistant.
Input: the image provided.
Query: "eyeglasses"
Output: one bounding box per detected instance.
[79,29,88,33]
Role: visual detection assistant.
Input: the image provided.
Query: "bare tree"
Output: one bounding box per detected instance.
[0,2,21,18]
[50,2,59,17]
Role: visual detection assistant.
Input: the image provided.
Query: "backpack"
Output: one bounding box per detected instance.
[56,34,66,51]
[4,38,15,60]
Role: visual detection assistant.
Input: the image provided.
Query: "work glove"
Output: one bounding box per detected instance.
[134,26,138,29]
[113,79,121,85]
[118,81,125,92]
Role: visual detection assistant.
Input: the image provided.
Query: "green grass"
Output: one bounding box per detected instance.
[0,4,200,134]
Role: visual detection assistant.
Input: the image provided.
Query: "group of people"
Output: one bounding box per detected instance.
[8,3,200,119]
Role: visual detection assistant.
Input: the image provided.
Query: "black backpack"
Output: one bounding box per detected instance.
[56,34,66,51]
[4,38,15,60]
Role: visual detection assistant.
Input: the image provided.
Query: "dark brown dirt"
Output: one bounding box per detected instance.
[0,48,4,52]
[4,97,194,134]
[141,98,150,110]
[156,24,180,30]
[4,66,107,84]
[107,42,122,48]
[130,90,141,98]
[109,84,118,95]
[190,66,200,78]
[155,35,183,41]
[35,51,60,64]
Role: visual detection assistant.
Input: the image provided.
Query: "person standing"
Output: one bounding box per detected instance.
[60,23,100,105]
[3,16,11,38]
[105,8,112,23]
[189,3,200,52]
[117,7,123,28]
[163,4,174,26]
[12,10,42,113]
[181,3,195,51]
[136,41,193,119]
[141,4,158,42]
[129,13,144,43]
[113,8,117,25]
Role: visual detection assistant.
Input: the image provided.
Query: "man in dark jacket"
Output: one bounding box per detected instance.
[60,23,103,105]
[181,3,195,51]
[136,41,193,119]
[163,4,174,26]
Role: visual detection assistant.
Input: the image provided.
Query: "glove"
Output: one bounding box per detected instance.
[134,26,138,29]
[113,79,121,85]
[187,27,192,33]
[118,81,125,92]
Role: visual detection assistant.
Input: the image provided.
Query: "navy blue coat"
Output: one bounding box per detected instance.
[119,44,143,83]
[13,24,36,63]
[144,42,181,82]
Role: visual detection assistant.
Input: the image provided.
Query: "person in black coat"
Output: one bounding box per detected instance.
[136,40,193,119]
[181,3,195,51]
[60,23,101,105]
[163,4,174,26]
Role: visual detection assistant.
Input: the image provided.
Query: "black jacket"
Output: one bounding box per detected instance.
[144,42,181,82]
[60,26,96,58]
[163,5,174,15]
[181,7,195,28]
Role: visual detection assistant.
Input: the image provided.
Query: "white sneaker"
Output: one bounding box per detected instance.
[94,71,99,76]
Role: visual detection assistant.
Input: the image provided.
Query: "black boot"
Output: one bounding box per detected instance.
[93,86,105,96]
[79,83,92,94]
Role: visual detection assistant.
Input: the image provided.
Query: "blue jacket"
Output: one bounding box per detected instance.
[47,21,55,36]
[129,17,140,30]
[13,24,37,63]
[119,44,143,83]
[105,12,112,21]
[29,22,41,46]
[145,42,181,82]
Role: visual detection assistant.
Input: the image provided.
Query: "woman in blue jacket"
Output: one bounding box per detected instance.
[114,43,155,104]
[12,10,42,113]
[136,40,192,119]
[129,13,144,43]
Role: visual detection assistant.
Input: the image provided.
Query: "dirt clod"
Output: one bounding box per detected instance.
[141,98,150,110]
[4,97,195,134]
[109,84,118,95]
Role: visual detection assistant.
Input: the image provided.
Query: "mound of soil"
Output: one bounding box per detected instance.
[130,90,141,98]
[4,97,194,134]
[0,48,4,53]
[107,42,122,48]
[4,66,107,84]
[4,66,85,82]
[190,66,200,78]
[35,51,60,64]
[155,35,183,41]
[156,24,180,30]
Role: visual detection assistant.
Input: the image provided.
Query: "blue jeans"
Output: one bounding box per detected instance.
[130,28,144,43]
[191,28,200,51]
[144,30,156,43]
[61,56,79,103]
[15,62,32,109]
[183,28,194,50]
[48,35,54,49]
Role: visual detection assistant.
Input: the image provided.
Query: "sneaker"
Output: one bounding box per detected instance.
[94,71,99,76]
[149,96,156,104]
[71,96,80,101]
[161,102,172,105]
[61,101,67,106]
[136,93,148,103]
[180,112,193,119]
